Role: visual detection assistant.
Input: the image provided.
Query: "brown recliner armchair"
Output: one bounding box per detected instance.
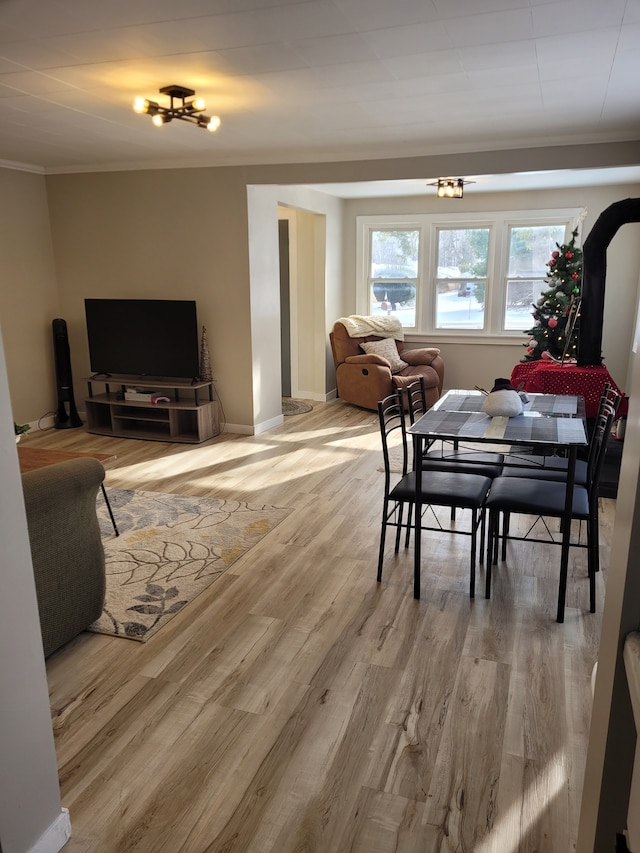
[330,319,444,411]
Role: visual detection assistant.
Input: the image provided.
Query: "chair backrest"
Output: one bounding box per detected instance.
[404,376,427,424]
[585,384,621,473]
[595,382,620,423]
[377,392,409,488]
[587,400,619,496]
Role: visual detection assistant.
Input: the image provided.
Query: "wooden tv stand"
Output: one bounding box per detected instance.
[83,376,219,444]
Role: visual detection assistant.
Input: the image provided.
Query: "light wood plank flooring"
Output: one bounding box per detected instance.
[25,400,611,852]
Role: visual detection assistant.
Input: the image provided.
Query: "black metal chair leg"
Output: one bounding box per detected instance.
[101,484,119,536]
[501,511,510,561]
[485,510,496,598]
[492,511,500,565]
[404,504,413,549]
[469,509,477,598]
[395,504,404,553]
[588,512,599,612]
[377,500,390,581]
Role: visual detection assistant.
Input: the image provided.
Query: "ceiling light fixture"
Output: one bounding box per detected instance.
[133,85,221,132]
[427,178,474,198]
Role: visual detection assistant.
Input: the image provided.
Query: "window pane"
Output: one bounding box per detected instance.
[435,228,488,328]
[508,225,565,276]
[505,225,566,330]
[370,229,419,326]
[370,280,416,326]
[370,229,419,278]
[437,228,489,278]
[436,281,485,329]
[504,279,541,330]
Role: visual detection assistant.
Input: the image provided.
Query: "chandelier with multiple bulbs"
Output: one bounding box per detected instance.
[426,177,475,198]
[133,85,221,132]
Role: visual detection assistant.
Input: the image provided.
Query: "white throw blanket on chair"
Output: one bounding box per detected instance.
[337,315,404,341]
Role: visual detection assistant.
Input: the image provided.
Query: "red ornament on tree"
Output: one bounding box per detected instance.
[548,316,558,329]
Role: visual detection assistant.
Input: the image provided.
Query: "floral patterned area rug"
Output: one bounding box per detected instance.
[90,489,293,643]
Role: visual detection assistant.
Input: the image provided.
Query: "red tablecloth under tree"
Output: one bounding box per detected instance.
[510,361,628,419]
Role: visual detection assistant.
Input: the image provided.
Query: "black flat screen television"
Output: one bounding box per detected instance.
[84,298,200,380]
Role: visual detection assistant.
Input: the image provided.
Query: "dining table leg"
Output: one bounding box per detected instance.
[556,446,577,623]
[413,433,422,599]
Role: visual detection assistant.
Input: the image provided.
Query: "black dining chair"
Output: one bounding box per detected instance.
[497,385,620,575]
[404,375,429,424]
[404,377,505,479]
[500,382,619,487]
[484,399,618,615]
[377,392,492,598]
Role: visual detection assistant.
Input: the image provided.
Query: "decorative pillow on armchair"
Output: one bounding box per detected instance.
[360,338,409,373]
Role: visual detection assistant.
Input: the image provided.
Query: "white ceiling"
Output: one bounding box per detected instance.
[1,0,639,196]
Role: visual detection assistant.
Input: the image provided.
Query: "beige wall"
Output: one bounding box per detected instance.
[272,184,345,398]
[251,184,344,418]
[434,340,526,394]
[292,209,325,398]
[46,167,255,429]
[42,172,344,432]
[246,183,282,430]
[0,167,60,424]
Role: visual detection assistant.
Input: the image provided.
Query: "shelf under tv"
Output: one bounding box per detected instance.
[83,376,219,444]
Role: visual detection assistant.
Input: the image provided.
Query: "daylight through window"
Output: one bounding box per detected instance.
[357,210,581,339]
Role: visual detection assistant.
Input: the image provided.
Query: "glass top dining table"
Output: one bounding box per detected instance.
[407,389,588,621]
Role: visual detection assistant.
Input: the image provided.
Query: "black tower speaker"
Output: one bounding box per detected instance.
[52,318,82,429]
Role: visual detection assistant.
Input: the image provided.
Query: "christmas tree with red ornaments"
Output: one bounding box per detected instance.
[521,228,582,362]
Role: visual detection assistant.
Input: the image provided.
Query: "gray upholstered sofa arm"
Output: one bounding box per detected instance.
[21,457,106,658]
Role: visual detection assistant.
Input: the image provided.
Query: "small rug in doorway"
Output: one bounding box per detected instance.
[90,489,293,642]
[283,398,313,416]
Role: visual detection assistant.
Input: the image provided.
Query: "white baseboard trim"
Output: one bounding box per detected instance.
[28,808,71,853]
[253,414,284,434]
[293,390,336,403]
[221,422,255,435]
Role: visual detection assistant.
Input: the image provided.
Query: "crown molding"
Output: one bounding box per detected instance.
[0,158,45,175]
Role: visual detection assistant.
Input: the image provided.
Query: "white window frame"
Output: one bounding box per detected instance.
[368,225,421,319]
[356,208,582,344]
[501,219,572,332]
[356,217,426,332]
[431,222,494,332]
